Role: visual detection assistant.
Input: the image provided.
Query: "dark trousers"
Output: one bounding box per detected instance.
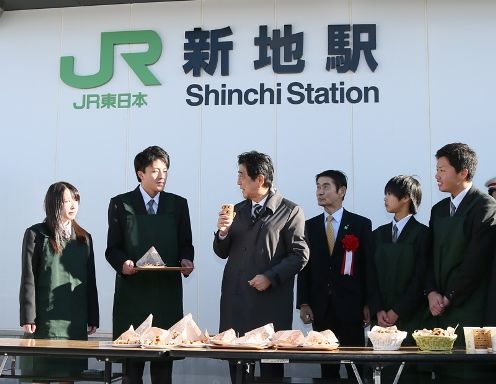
[433,363,496,384]
[123,359,173,384]
[228,361,284,384]
[314,296,365,381]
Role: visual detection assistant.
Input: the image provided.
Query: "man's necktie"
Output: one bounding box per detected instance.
[147,200,155,215]
[392,223,399,243]
[251,204,262,222]
[326,215,335,255]
[450,201,456,217]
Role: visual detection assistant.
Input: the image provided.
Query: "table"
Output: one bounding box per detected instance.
[0,338,166,383]
[169,346,496,384]
[2,339,495,384]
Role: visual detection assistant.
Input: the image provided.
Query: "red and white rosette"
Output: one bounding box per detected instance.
[340,234,359,276]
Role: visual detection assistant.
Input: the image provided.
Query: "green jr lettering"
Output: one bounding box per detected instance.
[60,30,162,89]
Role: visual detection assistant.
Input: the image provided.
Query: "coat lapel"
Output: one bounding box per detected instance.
[131,186,148,215]
[397,216,416,243]
[334,209,352,255]
[455,186,479,216]
[313,213,331,258]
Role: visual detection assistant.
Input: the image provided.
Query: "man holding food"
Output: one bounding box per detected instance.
[106,145,194,384]
[213,150,309,382]
[426,142,496,382]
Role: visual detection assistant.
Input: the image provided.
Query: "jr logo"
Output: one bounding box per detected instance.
[60,30,162,89]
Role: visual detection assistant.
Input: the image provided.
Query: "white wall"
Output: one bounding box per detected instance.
[1,0,495,382]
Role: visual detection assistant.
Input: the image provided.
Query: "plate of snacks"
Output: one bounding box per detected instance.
[412,327,457,351]
[368,326,407,351]
[112,325,141,347]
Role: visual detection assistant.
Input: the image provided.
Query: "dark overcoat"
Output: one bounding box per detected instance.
[213,191,309,335]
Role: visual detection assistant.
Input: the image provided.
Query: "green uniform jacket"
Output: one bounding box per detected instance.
[368,217,429,343]
[19,222,99,376]
[106,187,194,338]
[426,187,496,344]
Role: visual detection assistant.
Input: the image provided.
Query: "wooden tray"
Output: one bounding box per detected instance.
[207,343,271,350]
[111,343,141,348]
[273,344,339,351]
[134,266,184,271]
[176,343,209,348]
[141,344,173,349]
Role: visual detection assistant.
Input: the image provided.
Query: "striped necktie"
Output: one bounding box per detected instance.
[251,204,262,222]
[147,200,155,215]
[450,201,456,217]
[392,223,399,243]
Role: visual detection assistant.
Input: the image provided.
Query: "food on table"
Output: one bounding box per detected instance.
[234,333,267,345]
[303,329,339,348]
[234,323,274,345]
[270,330,305,347]
[135,314,153,335]
[210,324,274,347]
[413,326,458,351]
[414,327,456,337]
[210,329,237,345]
[367,325,407,351]
[180,330,210,346]
[113,326,140,345]
[163,313,204,345]
[244,323,274,340]
[140,327,170,346]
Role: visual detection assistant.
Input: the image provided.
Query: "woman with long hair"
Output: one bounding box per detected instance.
[19,181,99,381]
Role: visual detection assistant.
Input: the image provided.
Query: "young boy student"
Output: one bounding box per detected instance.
[368,175,429,341]
[367,175,430,383]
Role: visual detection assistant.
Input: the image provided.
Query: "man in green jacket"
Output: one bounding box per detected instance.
[426,143,496,382]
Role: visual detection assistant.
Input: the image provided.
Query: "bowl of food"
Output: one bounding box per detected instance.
[367,326,407,351]
[412,327,457,351]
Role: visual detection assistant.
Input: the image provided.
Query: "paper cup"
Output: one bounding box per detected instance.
[221,204,235,219]
[463,327,477,351]
[473,329,491,350]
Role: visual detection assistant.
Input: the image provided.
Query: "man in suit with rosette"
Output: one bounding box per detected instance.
[297,170,373,380]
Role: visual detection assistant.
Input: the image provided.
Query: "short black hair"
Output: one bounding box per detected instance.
[238,151,274,188]
[435,143,477,182]
[134,146,170,182]
[316,170,347,193]
[384,175,422,214]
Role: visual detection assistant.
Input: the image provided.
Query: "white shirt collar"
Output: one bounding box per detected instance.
[139,184,160,207]
[252,195,268,208]
[324,207,344,224]
[392,214,412,237]
[451,184,471,210]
